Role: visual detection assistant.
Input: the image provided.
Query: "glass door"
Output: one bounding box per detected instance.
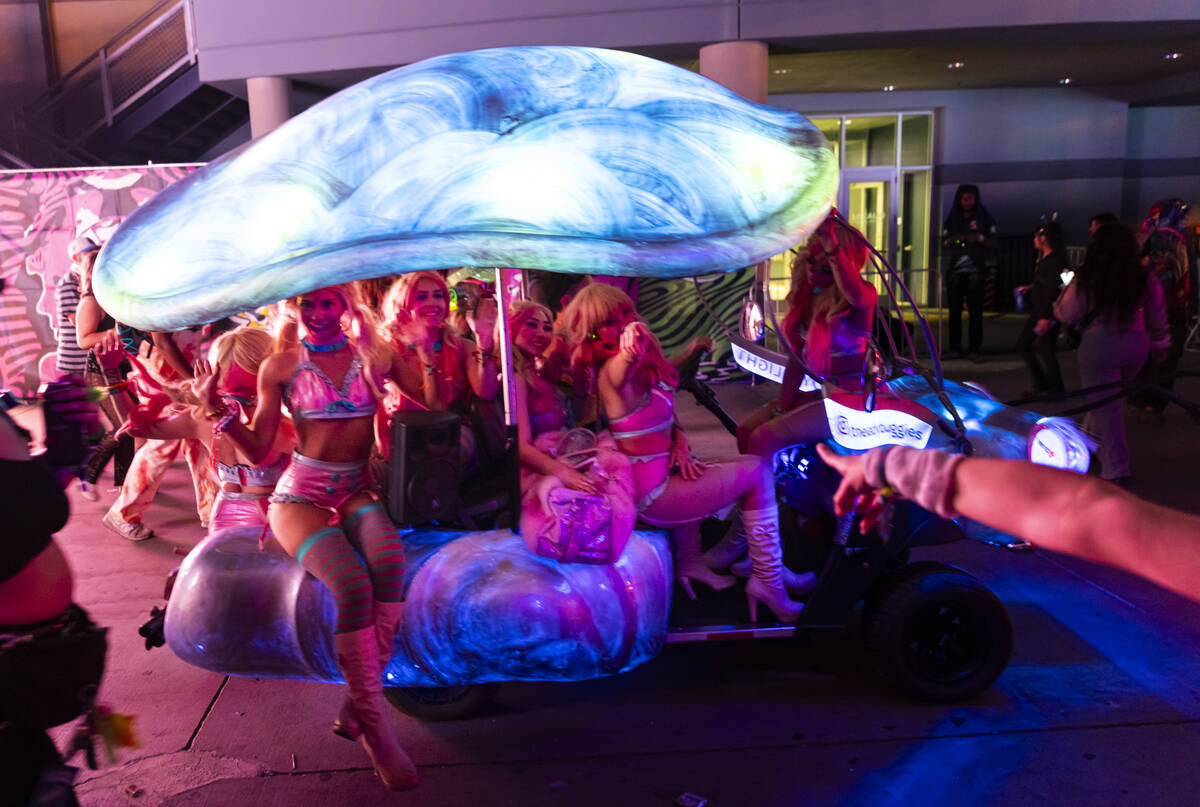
[840,166,896,295]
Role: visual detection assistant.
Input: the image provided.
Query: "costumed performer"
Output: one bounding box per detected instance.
[121,327,294,534]
[509,299,636,561]
[560,283,812,622]
[201,285,419,791]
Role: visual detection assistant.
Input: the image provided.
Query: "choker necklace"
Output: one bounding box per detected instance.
[302,334,348,352]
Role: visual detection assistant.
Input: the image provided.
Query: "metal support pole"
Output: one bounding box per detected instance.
[494,268,521,530]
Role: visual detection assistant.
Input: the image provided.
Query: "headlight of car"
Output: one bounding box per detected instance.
[1028,418,1091,473]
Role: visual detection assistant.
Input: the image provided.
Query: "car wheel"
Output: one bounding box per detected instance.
[384,683,500,721]
[863,562,1012,703]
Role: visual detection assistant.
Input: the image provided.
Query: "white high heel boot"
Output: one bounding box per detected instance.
[741,506,805,623]
[334,628,419,791]
[673,522,738,600]
[727,512,817,598]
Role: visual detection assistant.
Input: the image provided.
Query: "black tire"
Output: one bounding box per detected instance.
[384,683,500,721]
[863,562,1012,703]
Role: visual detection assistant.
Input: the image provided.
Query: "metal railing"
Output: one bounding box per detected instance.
[18,0,196,150]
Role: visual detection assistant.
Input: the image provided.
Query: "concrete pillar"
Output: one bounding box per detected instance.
[698,40,768,105]
[247,76,291,139]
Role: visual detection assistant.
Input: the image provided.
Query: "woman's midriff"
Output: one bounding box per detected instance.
[293,416,375,463]
[0,543,73,625]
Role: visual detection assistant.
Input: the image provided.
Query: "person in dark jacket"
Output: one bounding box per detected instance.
[941,184,998,360]
[1015,220,1067,394]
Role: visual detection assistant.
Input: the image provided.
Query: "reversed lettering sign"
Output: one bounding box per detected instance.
[824,398,933,450]
[731,342,786,384]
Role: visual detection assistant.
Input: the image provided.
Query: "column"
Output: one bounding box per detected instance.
[698,40,768,105]
[247,76,291,140]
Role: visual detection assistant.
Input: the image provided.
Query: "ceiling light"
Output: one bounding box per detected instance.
[882,85,895,92]
[947,61,964,69]
[1058,77,1072,85]
[1165,52,1182,60]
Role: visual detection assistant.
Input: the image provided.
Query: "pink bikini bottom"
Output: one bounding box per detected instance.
[208,491,270,534]
[269,452,369,511]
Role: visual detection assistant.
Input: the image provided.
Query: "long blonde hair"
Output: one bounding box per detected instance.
[782,218,871,342]
[174,326,273,408]
[378,271,468,371]
[559,282,678,389]
[508,299,558,397]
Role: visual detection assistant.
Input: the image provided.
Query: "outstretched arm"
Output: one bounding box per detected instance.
[817,444,1200,603]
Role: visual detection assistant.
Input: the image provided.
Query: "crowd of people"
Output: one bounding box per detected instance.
[1009,200,1192,484]
[7,198,1196,799]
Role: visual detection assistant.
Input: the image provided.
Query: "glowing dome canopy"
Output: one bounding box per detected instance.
[94,46,837,331]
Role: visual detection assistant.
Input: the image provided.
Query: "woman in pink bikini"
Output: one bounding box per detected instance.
[123,328,293,534]
[560,283,811,623]
[203,285,419,791]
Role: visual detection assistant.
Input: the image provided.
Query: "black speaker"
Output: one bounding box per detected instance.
[387,410,461,525]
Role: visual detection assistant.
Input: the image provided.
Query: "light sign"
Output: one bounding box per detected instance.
[824,398,933,450]
[732,341,786,383]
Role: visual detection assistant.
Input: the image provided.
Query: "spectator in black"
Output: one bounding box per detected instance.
[1015,220,1067,395]
[1089,212,1119,237]
[941,184,997,361]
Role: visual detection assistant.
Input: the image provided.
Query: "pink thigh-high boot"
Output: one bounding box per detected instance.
[298,526,418,791]
[333,502,407,743]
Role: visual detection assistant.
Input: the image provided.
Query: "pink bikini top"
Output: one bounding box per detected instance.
[284,347,377,420]
[608,383,674,463]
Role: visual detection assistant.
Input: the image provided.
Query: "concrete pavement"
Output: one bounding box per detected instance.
[39,345,1200,806]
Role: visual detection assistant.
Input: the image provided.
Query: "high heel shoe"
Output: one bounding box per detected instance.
[334,600,405,742]
[673,522,737,600]
[730,554,817,598]
[334,628,420,791]
[741,505,805,623]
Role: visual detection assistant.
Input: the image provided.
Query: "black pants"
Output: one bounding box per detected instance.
[1016,317,1064,393]
[1131,306,1189,413]
[946,270,985,354]
[83,370,134,486]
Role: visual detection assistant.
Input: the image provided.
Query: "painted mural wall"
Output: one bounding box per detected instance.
[0,164,197,398]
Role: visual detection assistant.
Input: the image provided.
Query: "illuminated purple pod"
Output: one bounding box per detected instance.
[165,525,674,686]
[92,46,837,331]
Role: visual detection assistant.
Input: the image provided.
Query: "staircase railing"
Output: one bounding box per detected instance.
[20,0,197,151]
